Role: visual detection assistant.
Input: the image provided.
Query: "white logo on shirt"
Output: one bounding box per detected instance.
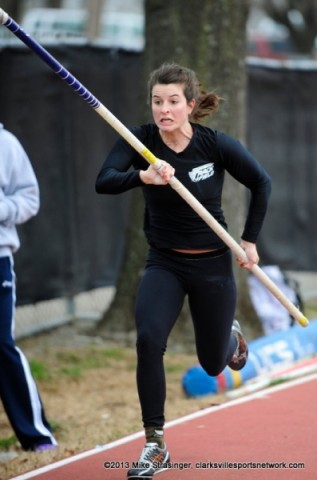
[188,163,214,182]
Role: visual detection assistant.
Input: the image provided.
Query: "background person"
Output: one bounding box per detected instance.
[0,123,58,452]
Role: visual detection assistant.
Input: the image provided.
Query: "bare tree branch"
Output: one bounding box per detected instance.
[259,0,317,54]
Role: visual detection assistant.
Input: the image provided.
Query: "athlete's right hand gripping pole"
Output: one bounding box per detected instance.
[0,7,309,327]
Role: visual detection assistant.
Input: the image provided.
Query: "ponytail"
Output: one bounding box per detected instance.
[191,88,220,122]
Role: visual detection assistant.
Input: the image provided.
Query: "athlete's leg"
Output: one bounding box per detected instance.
[135,250,185,428]
[188,250,237,376]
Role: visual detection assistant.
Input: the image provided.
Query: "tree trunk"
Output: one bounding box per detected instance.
[86,0,103,41]
[262,0,317,56]
[95,188,147,341]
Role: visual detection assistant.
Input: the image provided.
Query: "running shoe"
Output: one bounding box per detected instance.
[229,319,248,371]
[127,442,170,479]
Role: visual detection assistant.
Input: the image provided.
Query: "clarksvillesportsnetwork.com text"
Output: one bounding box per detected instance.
[104,460,305,470]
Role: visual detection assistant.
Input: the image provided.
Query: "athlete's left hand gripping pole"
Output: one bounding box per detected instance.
[0,8,309,328]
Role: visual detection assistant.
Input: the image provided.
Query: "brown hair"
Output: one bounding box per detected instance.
[147,62,220,122]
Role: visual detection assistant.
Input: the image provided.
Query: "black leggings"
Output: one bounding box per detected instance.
[135,246,237,428]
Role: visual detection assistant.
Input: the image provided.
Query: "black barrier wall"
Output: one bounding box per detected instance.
[0,45,142,304]
[246,58,317,271]
[0,47,316,305]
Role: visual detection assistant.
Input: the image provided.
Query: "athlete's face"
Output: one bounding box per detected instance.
[151,83,195,133]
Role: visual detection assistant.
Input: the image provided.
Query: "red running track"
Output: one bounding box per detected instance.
[9,373,317,480]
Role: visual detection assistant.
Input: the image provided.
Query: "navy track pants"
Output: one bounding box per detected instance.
[0,256,57,450]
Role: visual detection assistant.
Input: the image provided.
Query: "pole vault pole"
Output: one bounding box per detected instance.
[0,8,309,327]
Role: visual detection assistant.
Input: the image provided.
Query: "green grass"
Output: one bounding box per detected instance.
[0,435,17,449]
[29,344,191,381]
[27,346,136,380]
[59,365,83,379]
[29,360,51,381]
[165,362,189,373]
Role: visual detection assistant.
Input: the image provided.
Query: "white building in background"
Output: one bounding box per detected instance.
[4,0,145,51]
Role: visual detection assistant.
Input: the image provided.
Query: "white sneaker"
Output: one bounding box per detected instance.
[127,442,170,479]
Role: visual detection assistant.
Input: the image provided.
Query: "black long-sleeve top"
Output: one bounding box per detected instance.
[96,123,271,250]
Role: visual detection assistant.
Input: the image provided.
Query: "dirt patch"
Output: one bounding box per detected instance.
[0,321,224,480]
